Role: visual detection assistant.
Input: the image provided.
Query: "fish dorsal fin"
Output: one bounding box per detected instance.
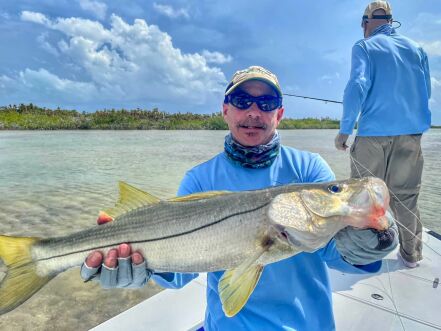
[102,181,161,219]
[218,249,265,317]
[169,191,231,202]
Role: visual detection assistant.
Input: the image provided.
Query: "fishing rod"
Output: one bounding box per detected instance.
[282,93,342,104]
[282,21,402,106]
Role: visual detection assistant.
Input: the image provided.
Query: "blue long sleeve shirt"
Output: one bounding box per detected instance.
[152,146,382,331]
[341,24,431,136]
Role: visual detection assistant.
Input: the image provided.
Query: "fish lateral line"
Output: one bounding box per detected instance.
[35,201,273,263]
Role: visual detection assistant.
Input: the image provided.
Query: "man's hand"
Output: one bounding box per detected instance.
[80,243,152,288]
[334,210,399,265]
[334,133,349,151]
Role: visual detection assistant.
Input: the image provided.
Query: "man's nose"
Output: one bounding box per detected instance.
[246,102,261,116]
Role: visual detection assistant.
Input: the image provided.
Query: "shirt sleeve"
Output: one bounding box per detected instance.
[306,154,336,183]
[151,170,201,289]
[177,170,203,196]
[151,272,199,289]
[319,239,382,274]
[340,43,372,135]
[422,49,431,99]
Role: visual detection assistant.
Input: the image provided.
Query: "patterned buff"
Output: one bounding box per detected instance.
[224,131,280,169]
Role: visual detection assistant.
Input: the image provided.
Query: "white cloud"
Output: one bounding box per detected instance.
[409,13,441,41]
[78,0,107,20]
[0,75,13,90]
[37,33,59,56]
[153,3,189,19]
[429,76,441,108]
[433,77,441,89]
[21,11,50,25]
[319,72,341,84]
[0,11,10,20]
[20,68,98,99]
[3,12,226,109]
[201,50,232,64]
[322,49,346,65]
[0,69,98,104]
[420,40,441,57]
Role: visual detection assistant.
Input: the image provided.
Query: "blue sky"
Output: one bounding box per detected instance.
[0,0,440,124]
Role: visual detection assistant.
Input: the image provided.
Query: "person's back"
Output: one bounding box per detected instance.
[354,25,431,135]
[336,1,431,268]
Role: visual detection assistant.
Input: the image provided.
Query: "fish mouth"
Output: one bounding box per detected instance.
[346,177,391,230]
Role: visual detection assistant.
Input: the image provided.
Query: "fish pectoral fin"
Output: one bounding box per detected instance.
[103,181,162,219]
[0,235,52,315]
[169,191,232,202]
[218,264,264,317]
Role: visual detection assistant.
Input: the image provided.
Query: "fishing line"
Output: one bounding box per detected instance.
[385,259,406,330]
[282,93,342,104]
[350,151,439,329]
[282,92,439,256]
[349,153,441,258]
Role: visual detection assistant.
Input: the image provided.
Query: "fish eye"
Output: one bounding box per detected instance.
[327,184,342,194]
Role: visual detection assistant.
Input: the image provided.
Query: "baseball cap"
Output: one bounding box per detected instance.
[363,1,392,19]
[224,66,282,97]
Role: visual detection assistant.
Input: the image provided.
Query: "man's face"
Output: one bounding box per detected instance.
[223,80,284,147]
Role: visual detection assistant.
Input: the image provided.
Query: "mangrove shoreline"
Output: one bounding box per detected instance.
[1,104,439,130]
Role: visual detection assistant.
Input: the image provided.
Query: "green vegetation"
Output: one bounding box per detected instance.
[0,104,229,130]
[0,103,346,130]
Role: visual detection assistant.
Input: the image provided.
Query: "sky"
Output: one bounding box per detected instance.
[0,0,440,124]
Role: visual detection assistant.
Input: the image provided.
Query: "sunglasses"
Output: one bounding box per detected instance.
[225,93,282,112]
[361,14,392,27]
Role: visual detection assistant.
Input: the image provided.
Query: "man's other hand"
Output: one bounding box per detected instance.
[334,133,349,151]
[80,243,152,288]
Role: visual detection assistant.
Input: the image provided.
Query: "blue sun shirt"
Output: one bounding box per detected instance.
[152,146,381,331]
[341,24,431,136]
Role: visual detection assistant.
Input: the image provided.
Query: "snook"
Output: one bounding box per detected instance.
[0,177,391,317]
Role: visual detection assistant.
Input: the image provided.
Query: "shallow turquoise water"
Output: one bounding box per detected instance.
[0,129,439,235]
[0,129,439,330]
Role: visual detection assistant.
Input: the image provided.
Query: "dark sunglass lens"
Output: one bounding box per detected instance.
[257,97,280,112]
[229,94,280,111]
[230,95,252,109]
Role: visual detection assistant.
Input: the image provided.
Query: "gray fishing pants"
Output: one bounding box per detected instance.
[349,135,424,263]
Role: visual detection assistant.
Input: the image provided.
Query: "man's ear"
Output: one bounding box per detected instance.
[223,103,229,117]
[276,106,284,123]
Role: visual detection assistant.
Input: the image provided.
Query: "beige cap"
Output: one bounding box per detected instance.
[363,1,392,19]
[225,65,282,97]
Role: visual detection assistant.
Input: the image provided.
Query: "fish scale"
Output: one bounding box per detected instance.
[0,177,392,317]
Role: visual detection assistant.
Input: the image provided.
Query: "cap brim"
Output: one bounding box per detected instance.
[225,77,282,97]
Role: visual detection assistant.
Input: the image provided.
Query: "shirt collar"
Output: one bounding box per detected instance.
[369,23,395,37]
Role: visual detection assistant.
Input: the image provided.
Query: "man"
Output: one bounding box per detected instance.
[335,1,431,268]
[83,65,398,330]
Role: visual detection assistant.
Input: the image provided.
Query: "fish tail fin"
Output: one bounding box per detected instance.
[0,235,52,315]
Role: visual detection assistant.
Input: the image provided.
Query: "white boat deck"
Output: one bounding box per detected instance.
[91,229,441,331]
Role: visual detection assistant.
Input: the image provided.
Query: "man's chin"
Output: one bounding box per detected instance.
[236,132,267,146]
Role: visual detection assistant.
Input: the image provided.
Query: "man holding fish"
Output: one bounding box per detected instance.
[79,65,399,330]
